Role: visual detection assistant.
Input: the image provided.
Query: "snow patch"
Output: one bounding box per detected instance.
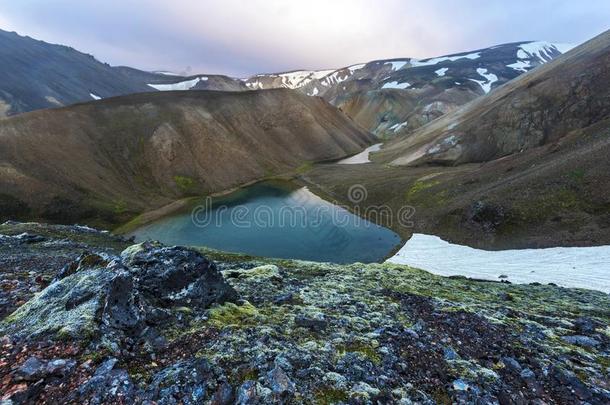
[389,121,408,133]
[308,87,319,96]
[386,234,610,292]
[89,93,101,100]
[385,61,408,71]
[517,41,562,63]
[381,81,411,90]
[148,77,207,91]
[337,144,382,164]
[507,59,531,73]
[435,67,449,77]
[411,52,480,67]
[468,68,498,94]
[320,70,352,87]
[348,63,365,72]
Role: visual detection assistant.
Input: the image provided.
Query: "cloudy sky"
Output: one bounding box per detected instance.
[1,1,609,77]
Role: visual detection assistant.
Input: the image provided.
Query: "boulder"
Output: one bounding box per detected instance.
[0,243,238,341]
[143,359,211,404]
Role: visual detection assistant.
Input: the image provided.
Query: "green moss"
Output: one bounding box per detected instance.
[235,368,260,385]
[337,342,381,365]
[174,175,198,195]
[404,179,447,206]
[295,161,313,174]
[512,187,583,224]
[313,388,349,405]
[113,199,128,214]
[568,168,586,182]
[207,302,260,328]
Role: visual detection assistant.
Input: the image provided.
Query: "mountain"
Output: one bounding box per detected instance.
[0,28,569,131]
[0,29,251,116]
[0,30,152,115]
[242,42,571,136]
[113,66,249,92]
[0,89,374,226]
[303,31,610,249]
[378,31,609,166]
[243,69,336,90]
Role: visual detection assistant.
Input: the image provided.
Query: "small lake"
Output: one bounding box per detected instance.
[132,181,402,263]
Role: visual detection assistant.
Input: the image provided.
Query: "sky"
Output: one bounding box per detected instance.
[0,1,609,77]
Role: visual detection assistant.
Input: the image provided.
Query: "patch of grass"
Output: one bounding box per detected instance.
[207,302,260,328]
[295,161,314,174]
[337,342,381,365]
[512,187,582,223]
[313,388,349,405]
[174,175,198,195]
[567,168,586,182]
[405,179,447,206]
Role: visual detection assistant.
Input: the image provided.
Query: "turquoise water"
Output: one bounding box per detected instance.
[131,181,401,263]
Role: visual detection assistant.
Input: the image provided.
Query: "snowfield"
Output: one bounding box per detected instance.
[507,59,531,73]
[381,81,411,90]
[434,67,449,77]
[148,77,207,91]
[469,68,498,93]
[411,52,481,67]
[89,93,101,100]
[385,61,408,71]
[337,143,382,164]
[387,234,610,293]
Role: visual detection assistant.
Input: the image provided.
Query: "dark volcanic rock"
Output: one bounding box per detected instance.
[0,242,238,342]
[143,359,211,404]
[75,358,136,404]
[122,242,239,308]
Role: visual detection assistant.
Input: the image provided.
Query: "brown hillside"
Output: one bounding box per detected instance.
[378,30,610,166]
[0,89,374,226]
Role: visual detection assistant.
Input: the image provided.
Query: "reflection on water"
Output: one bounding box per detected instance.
[131,181,401,263]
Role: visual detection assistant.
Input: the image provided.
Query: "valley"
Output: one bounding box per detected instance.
[0,11,608,404]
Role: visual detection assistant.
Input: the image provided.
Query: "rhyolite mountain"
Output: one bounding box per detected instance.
[304,30,610,249]
[0,89,374,225]
[377,30,610,166]
[0,29,247,116]
[0,28,570,130]
[243,41,572,136]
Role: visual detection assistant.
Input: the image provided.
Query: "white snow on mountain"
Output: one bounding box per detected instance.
[435,67,449,77]
[320,70,353,87]
[385,61,408,71]
[469,68,498,94]
[148,77,207,91]
[245,80,264,90]
[411,52,481,67]
[337,143,382,164]
[308,87,319,96]
[381,81,411,90]
[276,69,335,89]
[89,93,101,100]
[508,42,574,72]
[389,121,408,132]
[348,63,365,72]
[517,41,575,62]
[507,60,531,73]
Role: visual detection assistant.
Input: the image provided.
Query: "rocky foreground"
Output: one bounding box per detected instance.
[0,222,609,404]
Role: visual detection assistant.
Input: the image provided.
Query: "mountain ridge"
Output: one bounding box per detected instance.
[0,88,374,226]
